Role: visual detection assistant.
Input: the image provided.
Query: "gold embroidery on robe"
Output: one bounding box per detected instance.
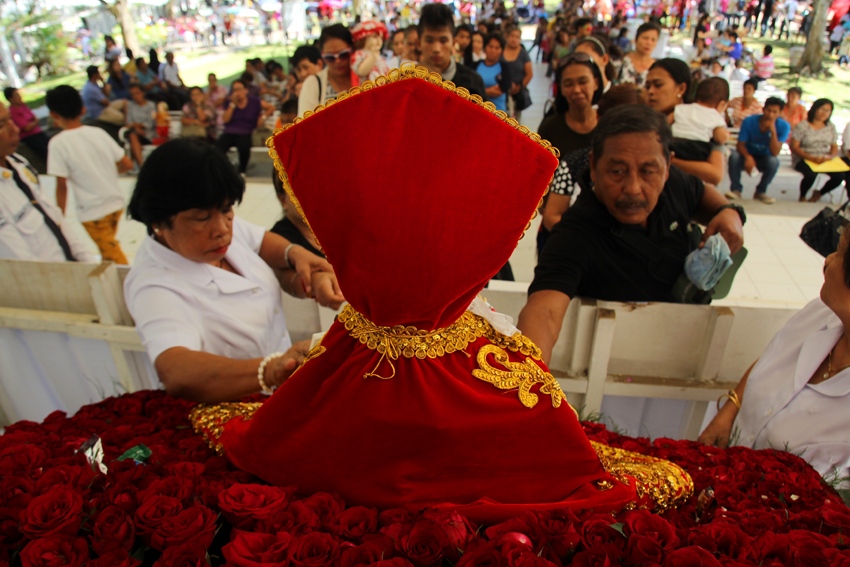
[472,344,576,415]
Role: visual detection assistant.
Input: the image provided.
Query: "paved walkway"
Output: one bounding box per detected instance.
[44,58,836,311]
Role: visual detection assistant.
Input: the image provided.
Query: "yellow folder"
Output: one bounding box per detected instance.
[804,157,850,173]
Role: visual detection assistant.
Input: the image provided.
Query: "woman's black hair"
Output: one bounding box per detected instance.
[484,31,505,50]
[636,22,662,41]
[464,31,485,66]
[743,77,759,92]
[555,54,604,113]
[128,138,245,234]
[807,98,834,124]
[649,58,693,104]
[188,86,203,95]
[788,86,803,97]
[319,23,353,49]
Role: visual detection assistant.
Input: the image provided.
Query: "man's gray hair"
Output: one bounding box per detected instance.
[591,104,673,163]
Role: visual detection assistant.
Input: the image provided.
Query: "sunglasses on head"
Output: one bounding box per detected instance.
[557,52,595,69]
[322,49,352,63]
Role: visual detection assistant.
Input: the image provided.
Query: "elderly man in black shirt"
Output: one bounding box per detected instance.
[518,105,745,364]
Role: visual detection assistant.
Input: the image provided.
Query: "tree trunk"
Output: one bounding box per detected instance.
[0,31,22,87]
[797,0,828,72]
[105,0,142,58]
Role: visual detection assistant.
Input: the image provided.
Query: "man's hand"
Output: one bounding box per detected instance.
[265,340,312,388]
[312,271,345,309]
[743,154,756,175]
[701,207,743,254]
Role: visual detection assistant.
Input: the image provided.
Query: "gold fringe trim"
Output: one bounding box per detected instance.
[590,441,694,512]
[265,64,558,250]
[189,402,262,455]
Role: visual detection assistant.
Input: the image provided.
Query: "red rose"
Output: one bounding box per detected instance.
[536,509,581,558]
[281,501,320,534]
[140,476,195,506]
[334,507,379,541]
[379,509,412,528]
[101,482,140,515]
[150,505,216,552]
[512,553,558,567]
[686,522,751,562]
[824,549,850,567]
[455,543,505,567]
[340,535,396,567]
[134,495,183,543]
[301,493,346,528]
[288,531,341,567]
[19,486,84,539]
[0,476,36,508]
[663,546,723,567]
[622,509,679,552]
[579,515,622,550]
[92,506,136,556]
[786,530,832,567]
[823,506,850,534]
[34,465,97,496]
[626,534,663,565]
[400,521,450,567]
[166,462,205,478]
[0,444,49,475]
[152,541,209,567]
[20,536,89,567]
[569,544,624,567]
[88,549,141,567]
[421,510,474,552]
[218,484,294,531]
[484,515,540,549]
[221,529,293,567]
[0,506,24,545]
[366,559,414,567]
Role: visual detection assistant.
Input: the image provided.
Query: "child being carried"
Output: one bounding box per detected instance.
[669,77,730,162]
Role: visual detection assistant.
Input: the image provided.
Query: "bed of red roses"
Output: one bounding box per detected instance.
[1,390,849,567]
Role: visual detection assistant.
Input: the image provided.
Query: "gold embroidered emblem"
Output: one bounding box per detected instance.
[472,344,575,414]
[23,168,37,184]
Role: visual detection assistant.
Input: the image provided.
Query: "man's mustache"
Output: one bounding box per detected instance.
[615,198,648,210]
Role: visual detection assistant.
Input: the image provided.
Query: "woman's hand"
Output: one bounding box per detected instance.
[287,245,333,295]
[697,410,735,448]
[312,271,345,309]
[264,340,312,388]
[510,83,521,95]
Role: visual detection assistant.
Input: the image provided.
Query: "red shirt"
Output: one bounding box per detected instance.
[9,103,41,139]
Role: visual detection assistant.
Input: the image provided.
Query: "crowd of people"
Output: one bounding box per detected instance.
[0,0,848,491]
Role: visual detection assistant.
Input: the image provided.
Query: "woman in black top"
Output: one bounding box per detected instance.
[270,170,324,259]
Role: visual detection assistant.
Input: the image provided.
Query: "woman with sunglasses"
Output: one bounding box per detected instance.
[644,58,724,185]
[615,22,660,88]
[297,24,354,118]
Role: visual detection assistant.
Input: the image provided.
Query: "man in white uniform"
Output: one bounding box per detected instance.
[0,101,95,262]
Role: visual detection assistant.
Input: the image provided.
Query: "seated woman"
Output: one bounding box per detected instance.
[645,58,726,185]
[699,228,850,489]
[124,138,344,403]
[790,98,846,202]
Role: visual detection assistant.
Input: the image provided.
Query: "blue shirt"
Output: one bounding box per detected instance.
[729,42,743,60]
[477,61,507,113]
[107,71,131,101]
[739,114,790,157]
[82,81,107,120]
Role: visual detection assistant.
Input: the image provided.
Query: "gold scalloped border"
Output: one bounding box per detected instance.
[265,64,559,248]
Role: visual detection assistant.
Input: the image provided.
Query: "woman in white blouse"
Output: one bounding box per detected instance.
[124,138,344,403]
[699,229,850,487]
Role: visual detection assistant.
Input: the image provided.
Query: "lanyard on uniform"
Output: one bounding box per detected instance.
[7,156,76,261]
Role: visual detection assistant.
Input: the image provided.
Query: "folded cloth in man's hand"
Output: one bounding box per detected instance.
[685,234,733,291]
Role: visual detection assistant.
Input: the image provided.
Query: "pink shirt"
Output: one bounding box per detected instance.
[754,55,774,79]
[9,104,41,139]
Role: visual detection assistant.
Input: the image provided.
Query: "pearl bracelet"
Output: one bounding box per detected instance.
[258,352,284,394]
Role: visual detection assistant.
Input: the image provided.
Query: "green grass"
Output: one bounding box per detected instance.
[19,42,300,110]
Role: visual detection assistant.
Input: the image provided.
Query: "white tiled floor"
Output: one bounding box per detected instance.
[42,55,828,313]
